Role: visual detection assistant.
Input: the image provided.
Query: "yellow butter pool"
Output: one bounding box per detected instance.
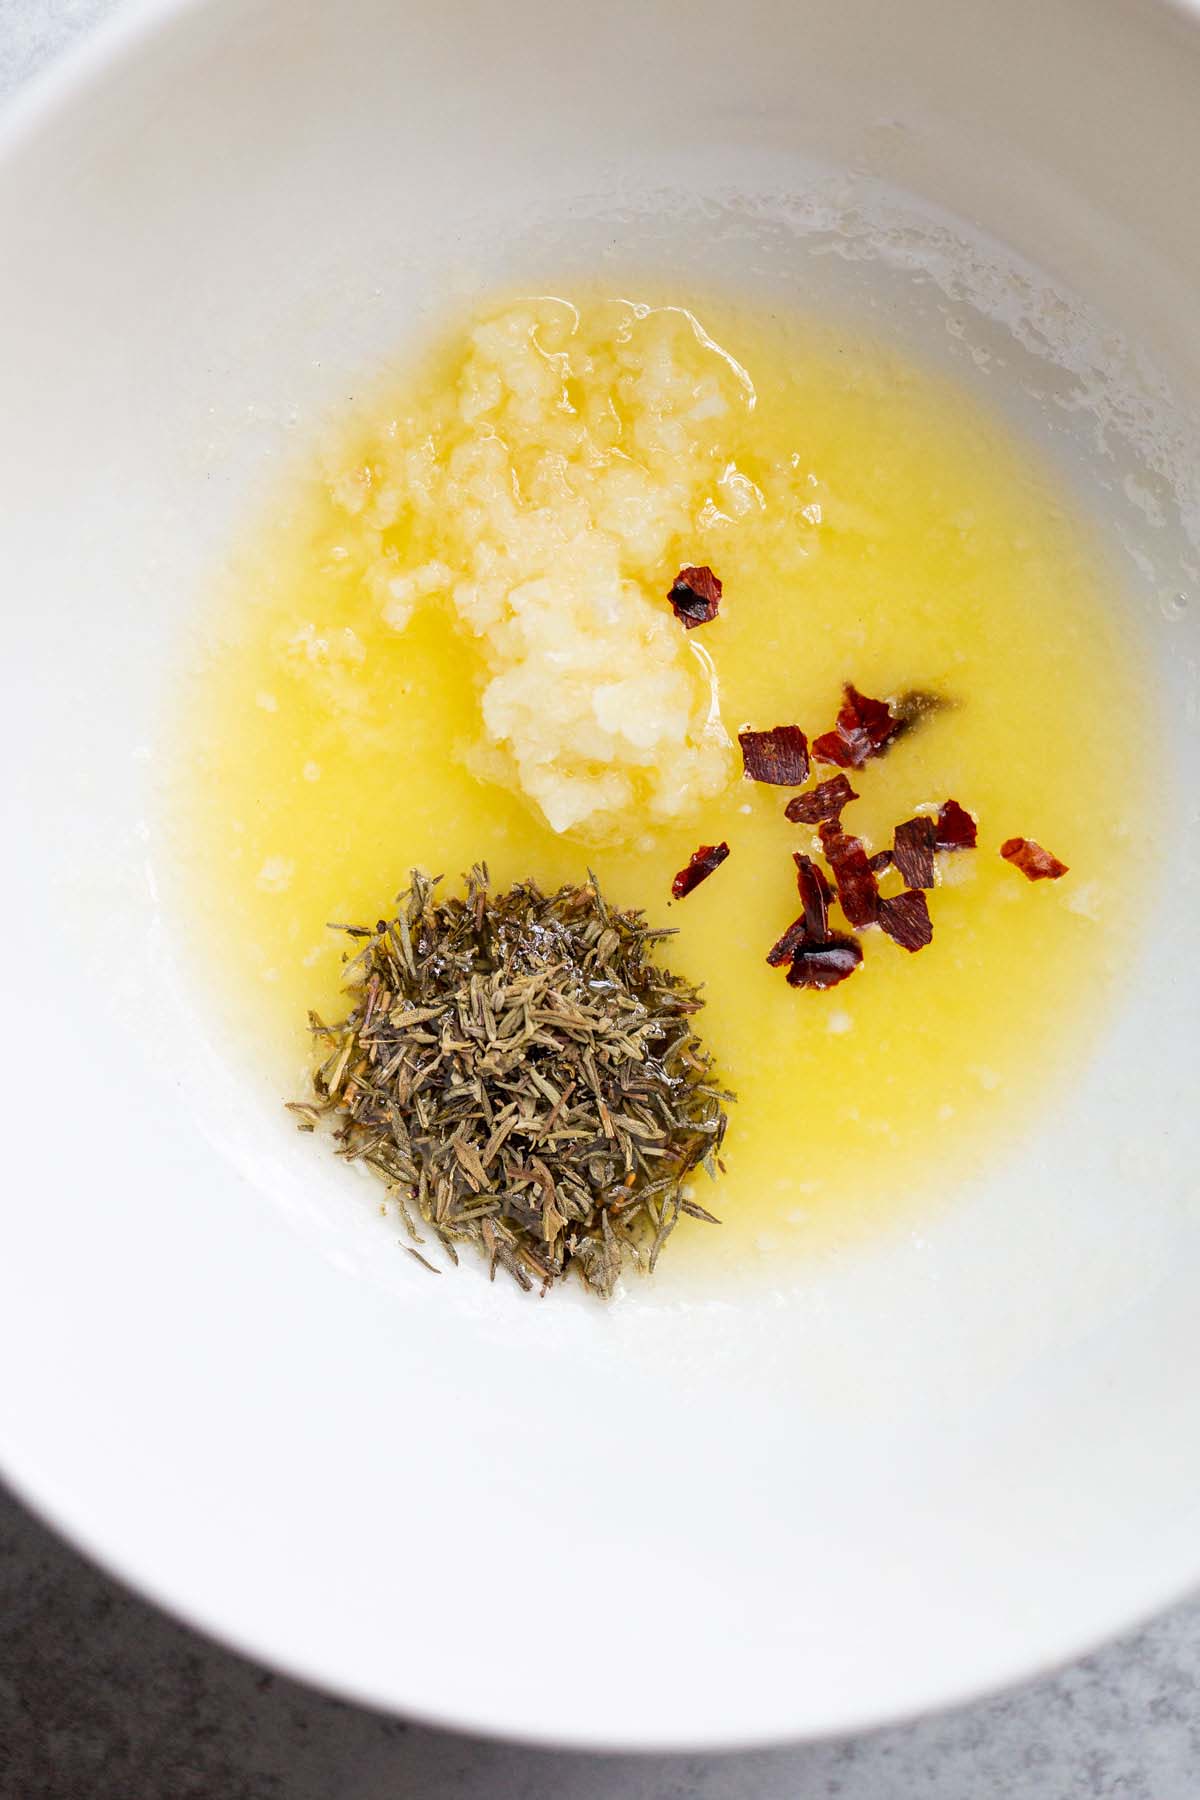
[179,293,1151,1269]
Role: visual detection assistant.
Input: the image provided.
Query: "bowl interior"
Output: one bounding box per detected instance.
[1,0,1199,1749]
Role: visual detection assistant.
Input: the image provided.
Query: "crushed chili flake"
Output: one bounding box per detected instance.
[878,890,933,952]
[739,725,810,786]
[783,773,859,825]
[868,849,894,874]
[668,564,723,629]
[812,684,904,769]
[935,799,977,851]
[1001,837,1068,881]
[671,841,730,900]
[818,822,880,927]
[786,935,863,990]
[766,917,809,968]
[892,817,937,890]
[768,856,835,966]
[793,852,832,941]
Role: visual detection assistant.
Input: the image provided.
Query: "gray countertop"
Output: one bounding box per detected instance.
[3,4,1200,1794]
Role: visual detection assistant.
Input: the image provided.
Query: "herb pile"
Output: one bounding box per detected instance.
[290,869,730,1297]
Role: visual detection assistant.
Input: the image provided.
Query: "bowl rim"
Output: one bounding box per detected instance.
[7,1441,1199,1755]
[4,0,1200,1754]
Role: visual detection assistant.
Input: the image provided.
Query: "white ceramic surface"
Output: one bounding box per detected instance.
[1,0,1199,1753]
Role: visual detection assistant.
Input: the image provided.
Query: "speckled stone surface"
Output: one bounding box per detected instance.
[4,5,1200,1794]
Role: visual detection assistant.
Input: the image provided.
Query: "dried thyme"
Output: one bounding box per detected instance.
[290,868,732,1297]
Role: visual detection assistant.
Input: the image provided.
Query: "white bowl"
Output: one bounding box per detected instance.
[2,0,1199,1752]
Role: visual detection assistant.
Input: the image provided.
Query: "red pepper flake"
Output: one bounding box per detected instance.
[739,725,810,786]
[892,817,937,890]
[767,856,835,966]
[935,799,977,852]
[878,889,933,952]
[766,917,808,968]
[1000,837,1068,881]
[818,822,880,927]
[671,841,730,900]
[868,849,894,874]
[786,935,864,990]
[783,773,859,825]
[793,852,833,940]
[668,565,723,629]
[812,683,904,769]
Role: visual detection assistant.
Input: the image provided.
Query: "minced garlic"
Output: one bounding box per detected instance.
[328,299,755,838]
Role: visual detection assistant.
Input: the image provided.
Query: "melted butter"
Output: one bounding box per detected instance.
[177,294,1153,1268]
